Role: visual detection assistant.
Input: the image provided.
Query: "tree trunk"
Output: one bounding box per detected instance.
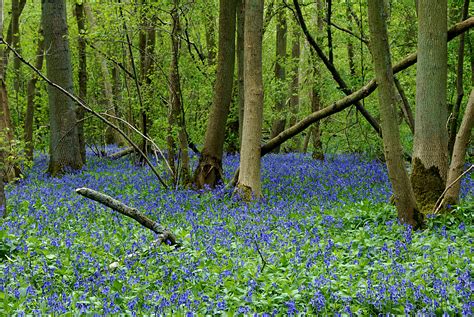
[75,3,87,163]
[237,0,245,146]
[42,0,83,176]
[84,4,125,146]
[236,0,264,200]
[139,0,156,156]
[394,76,415,134]
[368,0,423,229]
[447,0,469,158]
[11,0,21,91]
[24,27,44,162]
[411,0,448,212]
[346,4,355,77]
[443,88,474,207]
[269,5,287,153]
[168,0,190,185]
[0,0,5,216]
[193,0,237,189]
[326,0,333,64]
[288,24,301,150]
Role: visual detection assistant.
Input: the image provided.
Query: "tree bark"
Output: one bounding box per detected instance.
[443,88,474,207]
[168,0,190,185]
[237,0,245,146]
[368,0,423,228]
[24,28,44,162]
[42,0,83,176]
[75,3,87,163]
[447,0,469,158]
[76,187,179,246]
[288,24,301,150]
[411,0,448,212]
[269,5,286,153]
[193,0,237,189]
[236,0,264,200]
[0,0,5,216]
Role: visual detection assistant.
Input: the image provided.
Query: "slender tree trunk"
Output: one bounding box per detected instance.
[85,4,125,146]
[448,0,469,158]
[346,4,355,77]
[139,0,156,156]
[193,0,237,189]
[0,0,5,216]
[24,28,44,162]
[269,5,286,153]
[326,0,333,64]
[443,88,474,207]
[42,0,83,176]
[394,76,415,134]
[368,0,423,229]
[237,0,245,146]
[288,24,301,151]
[75,3,87,163]
[11,0,21,91]
[168,0,190,185]
[411,0,449,212]
[236,0,264,200]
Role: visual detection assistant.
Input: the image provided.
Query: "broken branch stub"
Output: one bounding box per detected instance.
[76,187,180,247]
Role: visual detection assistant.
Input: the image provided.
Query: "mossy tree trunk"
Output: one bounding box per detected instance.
[42,0,84,176]
[193,0,237,189]
[411,0,448,212]
[368,0,423,228]
[236,0,264,200]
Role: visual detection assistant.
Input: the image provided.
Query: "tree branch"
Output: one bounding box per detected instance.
[76,187,180,247]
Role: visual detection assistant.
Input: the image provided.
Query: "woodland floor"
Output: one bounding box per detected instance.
[1,147,473,315]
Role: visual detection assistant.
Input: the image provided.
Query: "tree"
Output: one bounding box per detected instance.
[442,88,474,207]
[367,0,423,228]
[410,0,448,212]
[24,27,44,162]
[74,3,87,163]
[42,0,83,176]
[167,0,190,185]
[193,0,237,189]
[269,4,287,153]
[236,0,264,200]
[0,0,5,217]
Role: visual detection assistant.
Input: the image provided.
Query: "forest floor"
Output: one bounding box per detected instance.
[1,147,473,315]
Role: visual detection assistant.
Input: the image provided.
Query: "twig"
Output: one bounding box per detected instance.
[253,235,267,273]
[434,165,473,213]
[0,38,169,189]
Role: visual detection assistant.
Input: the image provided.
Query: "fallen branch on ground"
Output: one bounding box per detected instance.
[76,187,180,247]
[108,147,135,160]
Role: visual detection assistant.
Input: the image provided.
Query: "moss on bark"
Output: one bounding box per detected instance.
[410,157,445,213]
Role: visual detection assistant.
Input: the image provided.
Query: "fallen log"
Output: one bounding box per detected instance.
[108,146,135,160]
[76,187,180,247]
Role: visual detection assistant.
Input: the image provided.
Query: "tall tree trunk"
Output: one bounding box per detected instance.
[411,0,449,212]
[269,5,287,153]
[168,0,190,185]
[24,27,44,162]
[326,0,333,64]
[139,0,156,156]
[84,4,125,146]
[368,0,423,229]
[11,0,21,91]
[289,24,301,150]
[193,0,237,189]
[237,0,245,146]
[42,0,83,176]
[236,0,264,200]
[443,88,474,207]
[0,0,5,216]
[75,3,87,163]
[447,0,469,158]
[346,4,355,77]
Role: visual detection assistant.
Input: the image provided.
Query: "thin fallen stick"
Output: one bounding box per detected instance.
[433,165,473,213]
[76,187,180,247]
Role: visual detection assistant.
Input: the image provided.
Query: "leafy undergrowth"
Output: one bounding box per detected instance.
[0,148,472,315]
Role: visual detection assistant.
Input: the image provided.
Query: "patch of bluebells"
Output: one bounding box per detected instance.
[0,147,472,315]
